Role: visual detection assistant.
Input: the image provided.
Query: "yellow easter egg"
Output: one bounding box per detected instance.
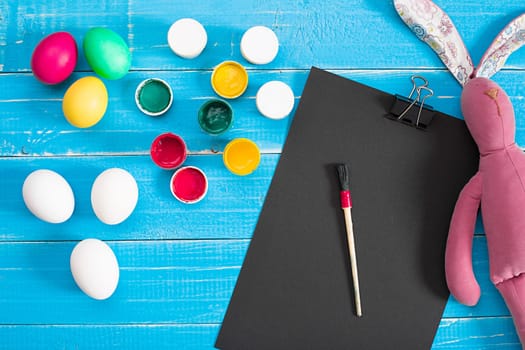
[63,76,108,128]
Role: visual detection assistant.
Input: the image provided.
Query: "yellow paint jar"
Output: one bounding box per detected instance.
[223,138,261,176]
[211,61,248,99]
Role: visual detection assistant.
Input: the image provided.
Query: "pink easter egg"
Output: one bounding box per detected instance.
[31,32,78,85]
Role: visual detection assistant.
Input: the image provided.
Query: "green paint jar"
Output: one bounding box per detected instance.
[135,78,173,116]
[197,98,234,135]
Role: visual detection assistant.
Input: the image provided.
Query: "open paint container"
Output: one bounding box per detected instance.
[150,132,187,169]
[198,98,233,135]
[170,166,208,203]
[211,61,248,99]
[223,138,261,176]
[135,78,173,116]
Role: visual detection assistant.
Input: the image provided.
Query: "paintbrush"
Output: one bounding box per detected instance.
[336,163,362,317]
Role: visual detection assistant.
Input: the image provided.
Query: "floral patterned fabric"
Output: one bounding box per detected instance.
[394,0,525,86]
[394,0,474,86]
[477,13,525,79]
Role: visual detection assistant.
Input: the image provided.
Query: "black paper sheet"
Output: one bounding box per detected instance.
[216,68,479,349]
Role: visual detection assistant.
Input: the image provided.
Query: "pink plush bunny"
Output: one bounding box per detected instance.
[394,0,525,346]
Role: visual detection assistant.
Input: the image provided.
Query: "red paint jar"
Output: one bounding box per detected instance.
[150,132,187,169]
[170,166,208,204]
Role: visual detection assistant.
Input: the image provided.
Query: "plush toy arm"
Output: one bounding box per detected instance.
[445,172,482,306]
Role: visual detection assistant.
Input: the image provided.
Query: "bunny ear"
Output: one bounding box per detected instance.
[394,0,474,86]
[476,13,525,79]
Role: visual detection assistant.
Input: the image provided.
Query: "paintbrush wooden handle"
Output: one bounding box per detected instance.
[343,206,362,317]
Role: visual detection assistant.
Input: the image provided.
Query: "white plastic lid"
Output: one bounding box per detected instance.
[240,26,279,65]
[167,18,207,59]
[256,81,294,120]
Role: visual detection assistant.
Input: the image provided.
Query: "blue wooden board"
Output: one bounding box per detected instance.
[1,0,525,348]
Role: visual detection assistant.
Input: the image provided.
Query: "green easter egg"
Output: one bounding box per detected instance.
[83,28,131,80]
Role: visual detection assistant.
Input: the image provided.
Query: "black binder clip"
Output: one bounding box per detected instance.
[387,76,435,130]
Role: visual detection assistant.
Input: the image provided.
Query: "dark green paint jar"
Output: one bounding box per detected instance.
[197,98,234,135]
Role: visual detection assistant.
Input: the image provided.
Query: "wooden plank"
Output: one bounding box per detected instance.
[0,318,521,350]
[0,70,300,156]
[0,240,248,324]
[0,324,221,350]
[2,1,525,72]
[0,237,512,324]
[0,154,276,241]
[433,317,521,349]
[0,151,492,245]
[3,69,525,157]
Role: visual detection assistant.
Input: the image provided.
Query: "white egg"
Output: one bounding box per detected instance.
[70,238,119,300]
[22,169,75,223]
[91,168,139,225]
